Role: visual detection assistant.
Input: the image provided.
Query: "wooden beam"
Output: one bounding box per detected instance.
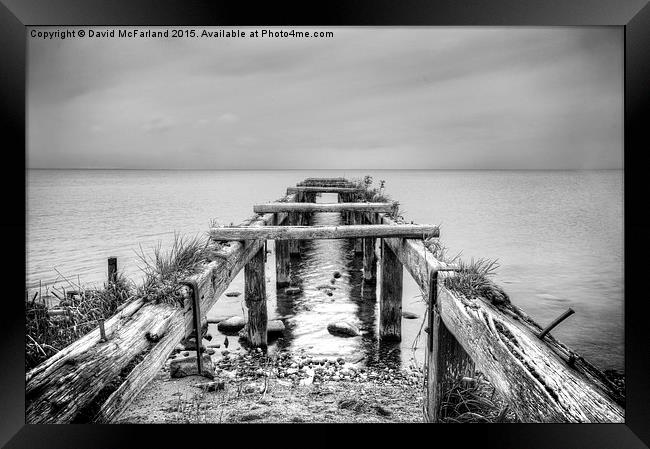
[370,211,624,423]
[210,224,439,241]
[244,246,267,349]
[287,186,361,194]
[379,239,403,341]
[253,202,397,214]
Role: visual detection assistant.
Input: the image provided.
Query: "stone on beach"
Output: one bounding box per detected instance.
[169,354,214,379]
[225,291,242,297]
[327,321,360,337]
[401,311,419,319]
[217,316,246,333]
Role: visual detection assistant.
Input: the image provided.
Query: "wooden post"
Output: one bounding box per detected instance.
[245,246,267,349]
[425,271,475,422]
[275,239,290,288]
[354,213,363,254]
[379,239,402,341]
[274,213,291,288]
[289,212,300,256]
[363,215,377,283]
[108,257,117,283]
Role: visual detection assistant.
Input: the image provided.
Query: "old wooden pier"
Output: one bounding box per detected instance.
[25,177,624,423]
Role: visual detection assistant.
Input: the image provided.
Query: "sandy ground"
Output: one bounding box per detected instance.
[116,351,425,423]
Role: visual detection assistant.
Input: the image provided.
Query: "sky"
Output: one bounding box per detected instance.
[27,27,623,169]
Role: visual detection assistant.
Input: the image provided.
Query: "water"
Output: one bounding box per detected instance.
[26,169,624,371]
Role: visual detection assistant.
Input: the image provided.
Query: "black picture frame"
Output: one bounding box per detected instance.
[2,1,648,447]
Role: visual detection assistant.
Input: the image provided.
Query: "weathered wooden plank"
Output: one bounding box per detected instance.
[210,224,439,241]
[253,202,397,214]
[26,302,169,423]
[370,212,624,422]
[438,287,623,422]
[287,186,361,194]
[94,307,185,423]
[26,296,145,385]
[379,240,403,341]
[244,246,267,348]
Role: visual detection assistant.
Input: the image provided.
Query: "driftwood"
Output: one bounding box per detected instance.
[371,212,624,423]
[209,224,439,241]
[253,202,396,214]
[25,194,295,423]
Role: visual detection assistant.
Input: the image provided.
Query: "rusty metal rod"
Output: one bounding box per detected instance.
[538,308,575,340]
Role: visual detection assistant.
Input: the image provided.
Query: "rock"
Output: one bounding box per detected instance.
[402,311,419,319]
[239,412,262,422]
[204,333,213,341]
[325,290,333,296]
[333,271,342,278]
[285,286,302,296]
[225,291,242,297]
[316,284,336,290]
[170,354,215,379]
[195,380,225,392]
[217,316,246,333]
[375,404,393,416]
[238,319,285,343]
[330,279,336,284]
[291,417,305,423]
[327,321,360,337]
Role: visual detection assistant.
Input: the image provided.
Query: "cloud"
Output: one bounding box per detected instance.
[27,27,622,169]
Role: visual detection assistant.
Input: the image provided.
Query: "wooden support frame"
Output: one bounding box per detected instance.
[253,202,397,214]
[209,224,440,241]
[287,186,361,194]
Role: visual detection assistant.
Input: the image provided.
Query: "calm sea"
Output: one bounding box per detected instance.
[26,169,624,371]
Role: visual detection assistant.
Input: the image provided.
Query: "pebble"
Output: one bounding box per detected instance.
[333,271,341,278]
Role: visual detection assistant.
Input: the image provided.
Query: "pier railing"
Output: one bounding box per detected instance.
[25,177,624,423]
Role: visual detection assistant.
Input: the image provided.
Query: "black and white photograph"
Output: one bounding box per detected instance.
[24,25,626,425]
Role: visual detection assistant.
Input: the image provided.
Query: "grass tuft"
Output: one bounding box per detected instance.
[350,176,392,203]
[136,232,213,305]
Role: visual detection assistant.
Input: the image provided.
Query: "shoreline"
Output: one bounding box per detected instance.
[116,346,516,424]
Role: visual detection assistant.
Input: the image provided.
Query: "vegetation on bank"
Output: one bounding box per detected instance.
[26,233,214,371]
